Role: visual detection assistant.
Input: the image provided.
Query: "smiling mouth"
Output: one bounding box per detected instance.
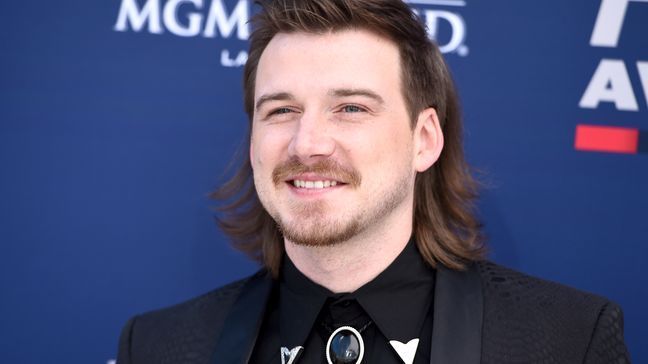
[290,179,345,189]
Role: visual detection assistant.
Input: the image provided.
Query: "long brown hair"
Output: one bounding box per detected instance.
[213,0,485,277]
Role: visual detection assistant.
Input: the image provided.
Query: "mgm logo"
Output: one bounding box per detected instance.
[113,0,471,67]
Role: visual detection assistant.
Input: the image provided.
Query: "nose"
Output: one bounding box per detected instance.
[288,111,336,162]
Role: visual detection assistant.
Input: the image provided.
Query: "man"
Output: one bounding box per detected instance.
[117,0,630,363]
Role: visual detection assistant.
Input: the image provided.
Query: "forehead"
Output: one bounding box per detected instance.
[255,29,402,100]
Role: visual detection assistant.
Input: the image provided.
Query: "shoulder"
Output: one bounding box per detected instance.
[474,261,629,363]
[117,270,268,364]
[476,260,609,311]
[129,274,249,336]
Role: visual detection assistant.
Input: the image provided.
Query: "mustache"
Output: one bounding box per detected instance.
[272,157,361,187]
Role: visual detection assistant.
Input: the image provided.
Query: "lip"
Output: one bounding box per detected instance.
[285,173,346,183]
[284,174,347,197]
[286,181,345,197]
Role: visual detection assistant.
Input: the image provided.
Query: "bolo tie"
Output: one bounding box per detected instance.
[281,319,420,364]
[279,321,372,364]
[321,320,372,364]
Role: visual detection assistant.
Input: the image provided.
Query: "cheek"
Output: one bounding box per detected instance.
[365,127,413,161]
[251,129,287,169]
[250,134,267,174]
[249,138,260,171]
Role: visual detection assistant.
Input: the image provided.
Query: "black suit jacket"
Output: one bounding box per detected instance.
[117,261,630,363]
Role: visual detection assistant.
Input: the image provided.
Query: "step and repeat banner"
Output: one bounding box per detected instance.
[1,0,646,362]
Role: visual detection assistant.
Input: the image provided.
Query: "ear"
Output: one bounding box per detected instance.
[413,107,444,172]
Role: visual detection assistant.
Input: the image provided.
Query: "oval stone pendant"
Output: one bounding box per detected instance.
[325,326,365,364]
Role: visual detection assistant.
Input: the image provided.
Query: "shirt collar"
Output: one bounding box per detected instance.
[279,254,329,348]
[354,240,436,341]
[279,238,436,347]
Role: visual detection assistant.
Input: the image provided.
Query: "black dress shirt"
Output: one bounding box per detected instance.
[250,240,436,363]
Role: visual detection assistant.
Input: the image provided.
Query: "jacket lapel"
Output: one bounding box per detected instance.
[210,270,274,364]
[430,264,483,364]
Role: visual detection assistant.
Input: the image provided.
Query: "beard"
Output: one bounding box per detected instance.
[275,198,362,247]
[259,156,413,247]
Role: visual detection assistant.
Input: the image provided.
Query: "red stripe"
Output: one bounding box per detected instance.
[574,124,639,154]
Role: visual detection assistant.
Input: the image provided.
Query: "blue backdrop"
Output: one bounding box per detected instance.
[1,0,646,362]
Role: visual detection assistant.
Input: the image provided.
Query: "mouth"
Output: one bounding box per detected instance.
[289,179,345,189]
[272,158,360,192]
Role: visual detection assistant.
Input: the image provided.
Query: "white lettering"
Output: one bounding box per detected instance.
[637,61,648,110]
[579,59,639,111]
[220,49,248,67]
[423,10,466,54]
[114,0,163,34]
[204,0,249,40]
[590,0,648,47]
[163,0,203,37]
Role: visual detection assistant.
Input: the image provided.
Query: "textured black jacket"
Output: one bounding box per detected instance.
[116,261,630,363]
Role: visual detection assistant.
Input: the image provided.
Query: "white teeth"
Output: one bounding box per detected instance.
[291,180,340,189]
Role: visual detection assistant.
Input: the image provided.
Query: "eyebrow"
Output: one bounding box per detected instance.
[254,88,385,112]
[255,92,295,112]
[328,88,385,105]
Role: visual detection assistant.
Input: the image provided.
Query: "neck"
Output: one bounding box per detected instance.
[284,202,413,293]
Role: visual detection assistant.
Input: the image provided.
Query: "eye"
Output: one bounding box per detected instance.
[269,107,294,116]
[340,104,366,113]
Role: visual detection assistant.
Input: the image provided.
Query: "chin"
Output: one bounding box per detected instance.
[280,217,362,247]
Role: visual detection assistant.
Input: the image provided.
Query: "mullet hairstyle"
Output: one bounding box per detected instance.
[213,0,485,277]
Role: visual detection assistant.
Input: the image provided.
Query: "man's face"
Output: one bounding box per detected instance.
[250,29,427,246]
